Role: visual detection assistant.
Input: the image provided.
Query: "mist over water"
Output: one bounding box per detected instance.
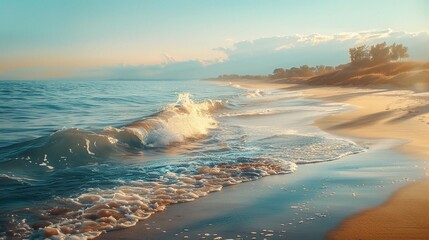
[0,79,364,239]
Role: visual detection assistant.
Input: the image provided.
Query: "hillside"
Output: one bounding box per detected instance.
[296,62,429,91]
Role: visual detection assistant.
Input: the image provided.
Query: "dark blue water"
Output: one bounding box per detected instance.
[0,79,364,239]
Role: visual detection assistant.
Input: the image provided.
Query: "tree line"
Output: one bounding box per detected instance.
[216,74,266,80]
[270,42,409,79]
[270,64,346,79]
[218,42,410,80]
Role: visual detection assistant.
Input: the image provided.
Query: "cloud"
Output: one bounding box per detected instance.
[296,34,335,45]
[275,43,294,51]
[163,53,177,64]
[209,29,429,75]
[218,29,428,57]
[2,29,429,80]
[334,29,393,43]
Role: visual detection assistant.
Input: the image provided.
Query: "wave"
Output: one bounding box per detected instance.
[219,104,344,118]
[0,93,225,171]
[227,82,243,89]
[0,174,35,186]
[244,89,264,98]
[220,107,291,118]
[121,93,222,147]
[0,131,363,239]
[256,134,366,164]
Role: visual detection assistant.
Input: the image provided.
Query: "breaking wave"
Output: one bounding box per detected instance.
[0,93,224,171]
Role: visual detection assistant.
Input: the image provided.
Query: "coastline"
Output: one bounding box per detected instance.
[225,79,429,239]
[101,141,423,240]
[97,79,428,239]
[302,85,429,239]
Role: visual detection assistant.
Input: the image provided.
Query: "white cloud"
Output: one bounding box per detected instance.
[275,44,295,51]
[296,34,335,45]
[333,29,393,43]
[216,29,429,60]
[163,53,177,64]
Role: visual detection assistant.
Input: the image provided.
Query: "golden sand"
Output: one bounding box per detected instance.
[223,79,429,239]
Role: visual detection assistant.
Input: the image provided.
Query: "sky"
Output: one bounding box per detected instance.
[0,0,428,80]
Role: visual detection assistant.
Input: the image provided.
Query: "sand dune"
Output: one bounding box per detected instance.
[304,62,429,90]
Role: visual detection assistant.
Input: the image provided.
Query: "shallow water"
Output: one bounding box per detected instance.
[101,143,424,240]
[0,79,364,239]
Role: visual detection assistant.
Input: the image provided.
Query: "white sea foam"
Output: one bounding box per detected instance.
[22,158,297,239]
[115,93,223,148]
[84,139,95,155]
[0,174,35,183]
[257,134,366,164]
[220,107,290,118]
[244,89,264,98]
[228,83,243,89]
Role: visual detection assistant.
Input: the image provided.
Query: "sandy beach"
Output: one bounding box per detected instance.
[303,86,429,239]
[97,80,428,239]
[232,80,429,239]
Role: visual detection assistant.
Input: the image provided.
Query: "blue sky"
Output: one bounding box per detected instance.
[0,0,428,79]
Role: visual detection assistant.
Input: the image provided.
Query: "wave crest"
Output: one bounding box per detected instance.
[0,93,224,171]
[122,93,221,148]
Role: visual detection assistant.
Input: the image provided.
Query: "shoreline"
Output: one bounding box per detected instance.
[98,79,428,239]
[303,85,429,239]
[223,79,429,239]
[100,140,423,240]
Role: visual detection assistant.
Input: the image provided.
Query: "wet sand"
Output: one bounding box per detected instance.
[231,80,429,239]
[302,85,429,240]
[101,142,424,240]
[98,80,428,239]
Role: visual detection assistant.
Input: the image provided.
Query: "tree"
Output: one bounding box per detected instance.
[299,65,313,77]
[349,45,370,66]
[349,42,410,66]
[370,42,391,64]
[390,43,409,61]
[314,65,335,75]
[273,68,285,76]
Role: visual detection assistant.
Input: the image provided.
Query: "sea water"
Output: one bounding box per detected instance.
[0,79,364,239]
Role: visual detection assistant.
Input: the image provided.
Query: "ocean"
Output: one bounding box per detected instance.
[0,79,364,239]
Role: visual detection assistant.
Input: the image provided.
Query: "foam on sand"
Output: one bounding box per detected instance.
[9,158,297,239]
